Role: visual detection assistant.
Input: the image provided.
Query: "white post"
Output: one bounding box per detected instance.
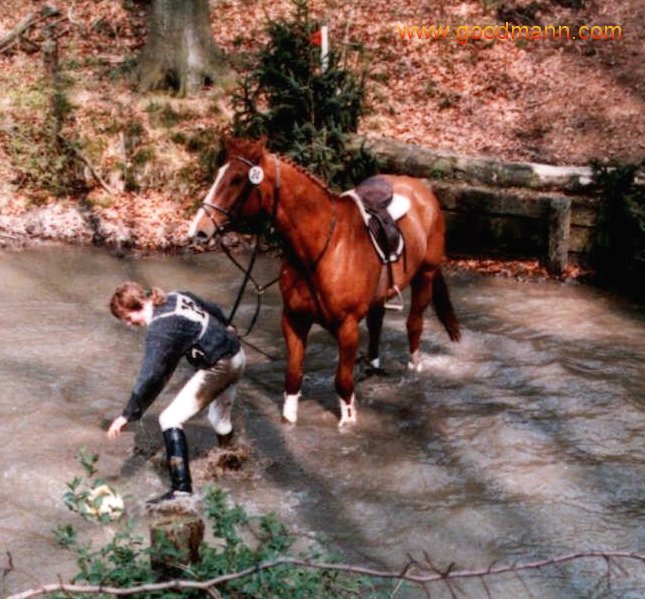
[321,25,329,72]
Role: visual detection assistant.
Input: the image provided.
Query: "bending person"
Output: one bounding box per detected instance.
[107,281,245,503]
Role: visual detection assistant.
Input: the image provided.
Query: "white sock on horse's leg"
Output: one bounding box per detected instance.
[369,357,380,369]
[407,349,423,372]
[338,393,357,428]
[282,391,301,423]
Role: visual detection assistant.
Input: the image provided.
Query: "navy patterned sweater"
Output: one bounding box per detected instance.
[122,291,240,421]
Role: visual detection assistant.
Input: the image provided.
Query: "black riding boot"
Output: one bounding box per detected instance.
[147,428,193,504]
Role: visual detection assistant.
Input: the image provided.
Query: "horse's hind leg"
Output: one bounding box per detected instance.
[366,302,385,370]
[281,311,312,424]
[406,267,436,371]
[407,266,460,371]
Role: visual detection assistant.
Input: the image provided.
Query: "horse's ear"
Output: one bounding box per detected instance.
[247,136,267,162]
[220,132,236,154]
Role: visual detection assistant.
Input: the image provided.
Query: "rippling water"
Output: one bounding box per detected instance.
[1,246,644,598]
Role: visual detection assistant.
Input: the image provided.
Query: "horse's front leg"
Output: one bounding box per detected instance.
[281,310,312,424]
[335,317,360,428]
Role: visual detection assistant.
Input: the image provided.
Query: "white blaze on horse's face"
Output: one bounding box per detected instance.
[188,163,231,241]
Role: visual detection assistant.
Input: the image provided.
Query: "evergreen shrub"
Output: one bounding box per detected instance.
[232,0,378,190]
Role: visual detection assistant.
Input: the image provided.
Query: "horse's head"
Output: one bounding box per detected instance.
[188,136,272,243]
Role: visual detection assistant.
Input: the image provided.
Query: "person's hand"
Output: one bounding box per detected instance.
[107,415,128,440]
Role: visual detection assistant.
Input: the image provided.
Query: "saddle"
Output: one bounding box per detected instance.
[341,177,410,263]
[341,176,411,310]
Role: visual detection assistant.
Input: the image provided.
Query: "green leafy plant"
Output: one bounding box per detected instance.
[62,449,125,525]
[52,458,382,598]
[4,86,86,201]
[40,453,645,597]
[232,0,378,190]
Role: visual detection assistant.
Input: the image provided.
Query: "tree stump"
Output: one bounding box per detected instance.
[150,512,204,579]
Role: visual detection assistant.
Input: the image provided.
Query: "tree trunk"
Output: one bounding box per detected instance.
[137,0,223,95]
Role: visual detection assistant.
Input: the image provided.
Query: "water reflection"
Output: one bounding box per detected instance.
[1,246,644,598]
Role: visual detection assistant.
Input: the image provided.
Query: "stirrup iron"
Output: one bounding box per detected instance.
[384,285,404,311]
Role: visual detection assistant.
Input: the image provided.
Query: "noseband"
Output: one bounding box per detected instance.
[200,155,281,232]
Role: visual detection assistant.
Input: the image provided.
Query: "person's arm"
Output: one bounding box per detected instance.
[107,415,128,439]
[121,326,192,422]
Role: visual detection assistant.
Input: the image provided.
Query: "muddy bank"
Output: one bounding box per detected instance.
[0,194,192,251]
[0,194,254,256]
[0,196,590,285]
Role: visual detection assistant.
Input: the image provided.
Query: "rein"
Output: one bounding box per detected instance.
[220,154,282,338]
[199,152,337,347]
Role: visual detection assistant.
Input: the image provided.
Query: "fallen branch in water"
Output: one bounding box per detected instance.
[6,550,645,599]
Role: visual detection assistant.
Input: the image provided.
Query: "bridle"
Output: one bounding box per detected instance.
[198,154,282,340]
[197,152,337,341]
[200,154,280,231]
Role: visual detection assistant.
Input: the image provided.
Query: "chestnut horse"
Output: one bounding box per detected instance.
[188,137,460,427]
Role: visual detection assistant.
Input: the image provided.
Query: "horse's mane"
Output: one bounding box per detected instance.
[274,153,342,200]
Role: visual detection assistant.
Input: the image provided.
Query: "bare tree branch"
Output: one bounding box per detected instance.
[6,551,645,599]
[479,575,493,599]
[389,561,413,598]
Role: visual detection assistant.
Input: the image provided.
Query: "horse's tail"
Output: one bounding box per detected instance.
[432,268,461,342]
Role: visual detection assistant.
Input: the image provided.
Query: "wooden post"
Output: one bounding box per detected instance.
[150,512,204,579]
[547,197,571,275]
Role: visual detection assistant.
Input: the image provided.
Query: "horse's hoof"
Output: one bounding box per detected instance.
[338,415,357,428]
[407,350,424,372]
[281,415,297,425]
[282,392,300,424]
[338,394,357,428]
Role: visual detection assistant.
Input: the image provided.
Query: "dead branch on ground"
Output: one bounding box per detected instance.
[56,134,114,195]
[0,5,61,54]
[6,550,645,599]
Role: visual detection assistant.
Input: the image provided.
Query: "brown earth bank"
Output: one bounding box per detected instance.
[0,0,641,282]
[0,204,588,283]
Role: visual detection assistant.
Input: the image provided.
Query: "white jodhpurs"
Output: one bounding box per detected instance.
[158,348,246,435]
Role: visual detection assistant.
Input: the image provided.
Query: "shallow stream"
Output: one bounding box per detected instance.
[1,246,644,597]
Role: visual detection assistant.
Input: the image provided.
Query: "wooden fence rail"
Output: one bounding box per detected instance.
[351,136,604,274]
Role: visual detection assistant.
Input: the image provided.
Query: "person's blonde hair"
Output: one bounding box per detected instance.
[110,281,166,320]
